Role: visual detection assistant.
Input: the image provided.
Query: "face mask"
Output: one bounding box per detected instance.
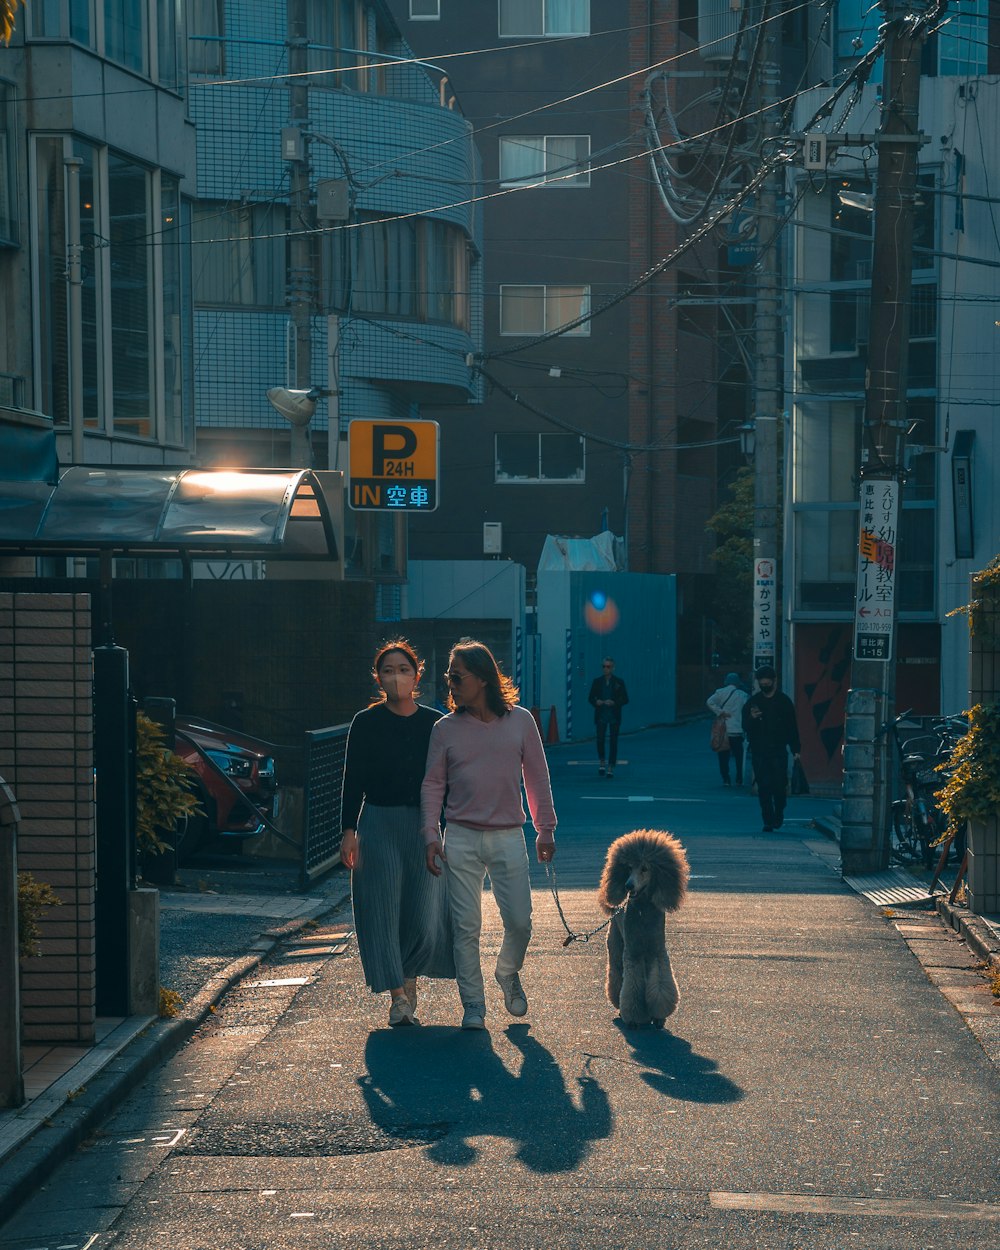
[380,671,416,700]
[759,682,774,693]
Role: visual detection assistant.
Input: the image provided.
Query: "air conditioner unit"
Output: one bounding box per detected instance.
[698,0,742,63]
[483,522,502,555]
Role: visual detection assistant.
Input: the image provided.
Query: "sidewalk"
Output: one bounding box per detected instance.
[0,862,352,1223]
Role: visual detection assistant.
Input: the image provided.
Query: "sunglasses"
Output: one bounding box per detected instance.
[602,663,613,669]
[446,671,469,686]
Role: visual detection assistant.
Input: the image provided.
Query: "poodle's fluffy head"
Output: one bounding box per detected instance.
[597,829,689,915]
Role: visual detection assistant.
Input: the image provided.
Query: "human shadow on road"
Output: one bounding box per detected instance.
[613,1021,744,1104]
[360,1024,612,1173]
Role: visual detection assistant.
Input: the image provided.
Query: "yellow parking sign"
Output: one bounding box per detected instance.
[348,419,439,512]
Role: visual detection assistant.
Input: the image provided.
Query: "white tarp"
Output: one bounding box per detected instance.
[537,530,625,572]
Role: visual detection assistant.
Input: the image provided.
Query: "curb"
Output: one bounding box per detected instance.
[0,895,350,1227]
[935,894,1000,973]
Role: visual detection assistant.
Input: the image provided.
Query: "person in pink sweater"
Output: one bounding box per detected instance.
[421,639,557,1031]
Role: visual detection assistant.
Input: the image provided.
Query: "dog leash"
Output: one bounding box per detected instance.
[544,863,629,947]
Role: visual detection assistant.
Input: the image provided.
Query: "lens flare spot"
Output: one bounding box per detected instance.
[585,596,619,635]
[590,590,607,611]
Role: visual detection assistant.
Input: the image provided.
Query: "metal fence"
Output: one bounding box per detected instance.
[1,775,23,1108]
[301,724,350,890]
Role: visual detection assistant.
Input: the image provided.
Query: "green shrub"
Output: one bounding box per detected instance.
[937,701,1000,832]
[136,712,201,855]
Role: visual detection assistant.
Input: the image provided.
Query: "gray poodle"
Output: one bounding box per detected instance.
[597,829,689,1028]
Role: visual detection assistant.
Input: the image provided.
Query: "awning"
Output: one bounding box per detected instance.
[0,467,340,561]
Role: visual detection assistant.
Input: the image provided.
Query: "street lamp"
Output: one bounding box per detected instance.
[265,385,331,468]
[739,420,756,463]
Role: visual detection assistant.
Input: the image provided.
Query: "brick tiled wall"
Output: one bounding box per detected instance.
[0,593,96,1045]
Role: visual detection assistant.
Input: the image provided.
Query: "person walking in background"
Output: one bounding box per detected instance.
[741,665,802,832]
[588,657,629,778]
[340,641,454,1029]
[421,639,556,1032]
[707,672,749,787]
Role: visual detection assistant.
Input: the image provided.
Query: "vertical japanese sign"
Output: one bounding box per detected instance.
[348,419,439,511]
[752,557,776,672]
[853,478,898,661]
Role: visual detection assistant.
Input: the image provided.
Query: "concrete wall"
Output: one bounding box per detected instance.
[0,593,96,1045]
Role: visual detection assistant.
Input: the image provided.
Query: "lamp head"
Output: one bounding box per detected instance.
[738,420,756,462]
[266,386,319,427]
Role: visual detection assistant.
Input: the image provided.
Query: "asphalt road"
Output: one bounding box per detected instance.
[2,723,999,1250]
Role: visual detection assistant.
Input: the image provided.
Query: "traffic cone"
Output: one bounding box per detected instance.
[546,705,560,744]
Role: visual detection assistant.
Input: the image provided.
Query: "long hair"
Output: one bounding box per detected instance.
[447,638,518,716]
[370,638,424,705]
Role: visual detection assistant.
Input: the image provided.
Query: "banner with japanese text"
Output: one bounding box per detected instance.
[853,478,898,661]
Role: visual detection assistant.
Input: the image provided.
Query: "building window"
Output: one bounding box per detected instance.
[307,0,360,88]
[192,202,286,308]
[160,176,193,446]
[495,432,585,482]
[28,0,93,44]
[105,0,147,74]
[499,0,589,36]
[0,82,16,245]
[794,401,861,505]
[499,135,590,187]
[409,0,440,17]
[33,136,192,446]
[108,153,152,436]
[794,509,857,612]
[350,215,469,330]
[938,0,987,76]
[35,137,102,430]
[353,216,418,318]
[499,284,590,335]
[188,0,224,75]
[156,0,182,90]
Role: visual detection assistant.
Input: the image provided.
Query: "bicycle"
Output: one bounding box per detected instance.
[884,712,946,867]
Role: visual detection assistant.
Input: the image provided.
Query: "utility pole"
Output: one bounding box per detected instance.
[751,10,781,679]
[841,0,928,874]
[286,0,313,468]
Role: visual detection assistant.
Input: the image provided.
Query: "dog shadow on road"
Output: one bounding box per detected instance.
[360,1025,611,1174]
[613,1021,744,1105]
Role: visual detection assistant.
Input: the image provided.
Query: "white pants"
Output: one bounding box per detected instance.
[443,822,532,1007]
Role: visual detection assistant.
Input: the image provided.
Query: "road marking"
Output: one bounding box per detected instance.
[244,977,310,988]
[580,796,707,803]
[710,1191,1000,1222]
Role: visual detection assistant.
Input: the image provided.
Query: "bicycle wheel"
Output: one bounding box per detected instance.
[891,801,921,862]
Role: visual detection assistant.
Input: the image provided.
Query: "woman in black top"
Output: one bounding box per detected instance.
[340,640,453,1027]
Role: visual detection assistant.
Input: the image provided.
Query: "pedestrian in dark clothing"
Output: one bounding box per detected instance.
[588,657,629,777]
[340,640,454,1029]
[741,665,801,832]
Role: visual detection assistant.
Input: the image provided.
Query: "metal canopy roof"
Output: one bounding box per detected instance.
[0,467,339,561]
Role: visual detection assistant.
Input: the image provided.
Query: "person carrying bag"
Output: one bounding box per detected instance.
[706,674,748,787]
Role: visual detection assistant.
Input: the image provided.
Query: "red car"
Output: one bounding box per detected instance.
[172,716,278,854]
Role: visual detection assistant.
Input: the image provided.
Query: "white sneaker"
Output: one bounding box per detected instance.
[403,978,417,1014]
[389,996,417,1027]
[461,1003,486,1030]
[495,970,528,1017]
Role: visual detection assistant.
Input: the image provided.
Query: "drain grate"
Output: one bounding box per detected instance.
[175,1116,448,1157]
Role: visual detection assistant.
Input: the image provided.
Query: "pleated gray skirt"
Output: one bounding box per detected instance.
[351,804,455,993]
